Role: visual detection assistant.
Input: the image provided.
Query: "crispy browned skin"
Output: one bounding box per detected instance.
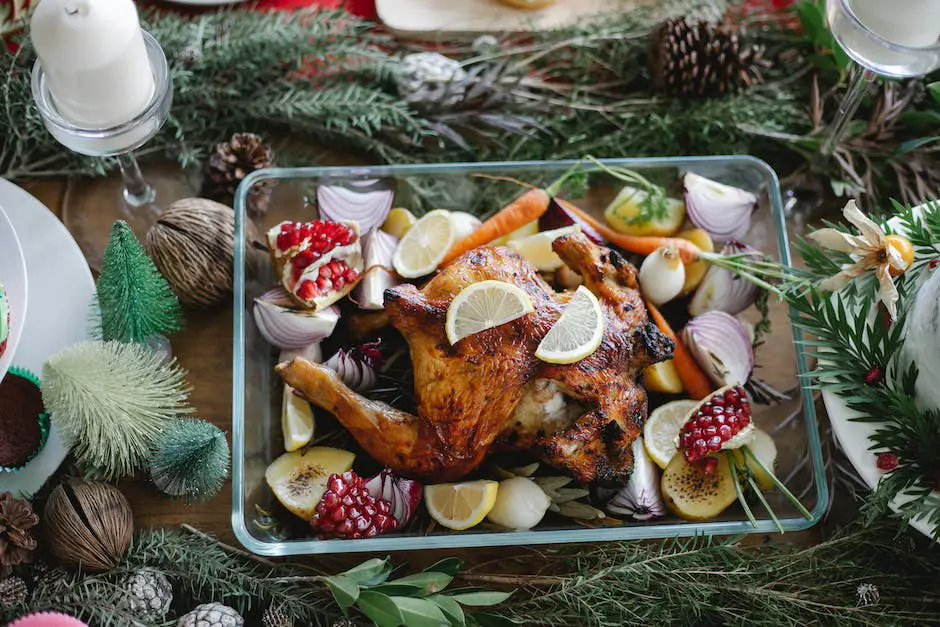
[277,233,673,483]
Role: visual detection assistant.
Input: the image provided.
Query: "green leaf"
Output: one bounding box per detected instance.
[795,0,825,41]
[343,557,392,586]
[390,571,454,595]
[390,596,450,627]
[450,591,513,607]
[895,136,940,156]
[368,582,427,596]
[430,594,466,627]
[324,575,360,609]
[424,557,463,577]
[357,591,405,627]
[928,81,940,103]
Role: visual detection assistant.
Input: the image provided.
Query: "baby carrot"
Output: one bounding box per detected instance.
[559,199,702,264]
[442,187,552,265]
[646,301,713,401]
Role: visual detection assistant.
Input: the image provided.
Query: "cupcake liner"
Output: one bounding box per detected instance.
[0,366,50,473]
[8,611,90,627]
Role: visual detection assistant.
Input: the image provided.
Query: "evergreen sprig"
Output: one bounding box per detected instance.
[97,221,183,344]
[41,341,193,479]
[7,523,938,626]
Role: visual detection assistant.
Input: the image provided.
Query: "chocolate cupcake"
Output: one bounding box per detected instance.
[0,281,9,359]
[0,368,49,472]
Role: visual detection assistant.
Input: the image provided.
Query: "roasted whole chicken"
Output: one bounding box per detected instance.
[277,232,674,483]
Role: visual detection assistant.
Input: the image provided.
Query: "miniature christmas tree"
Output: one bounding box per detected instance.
[41,341,192,479]
[149,418,230,501]
[97,221,183,344]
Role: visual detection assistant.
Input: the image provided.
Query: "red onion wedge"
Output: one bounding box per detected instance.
[364,468,422,527]
[254,288,340,349]
[690,242,762,316]
[683,311,754,387]
[684,172,757,243]
[539,198,605,243]
[317,185,393,233]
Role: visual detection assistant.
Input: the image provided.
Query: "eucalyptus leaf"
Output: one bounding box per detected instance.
[391,596,450,627]
[430,594,466,626]
[368,582,427,596]
[391,571,454,595]
[450,591,513,607]
[324,575,360,609]
[357,591,405,627]
[343,557,392,586]
[424,557,463,577]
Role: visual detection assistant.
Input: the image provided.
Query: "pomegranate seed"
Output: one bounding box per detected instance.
[297,280,317,301]
[704,425,717,438]
[320,267,333,280]
[864,366,883,386]
[876,452,899,471]
[702,457,719,475]
[718,425,731,439]
[929,259,940,270]
[706,436,722,451]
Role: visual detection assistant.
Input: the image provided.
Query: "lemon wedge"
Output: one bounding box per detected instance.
[507,225,580,271]
[425,480,499,530]
[381,207,417,239]
[643,399,698,469]
[445,280,534,345]
[535,286,604,364]
[392,209,455,278]
[642,360,684,395]
[281,384,314,452]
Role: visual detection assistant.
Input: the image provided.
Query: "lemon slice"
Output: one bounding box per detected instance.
[643,399,698,469]
[381,207,417,239]
[445,280,535,345]
[507,225,580,271]
[535,286,604,364]
[425,480,499,530]
[281,384,314,452]
[392,209,455,279]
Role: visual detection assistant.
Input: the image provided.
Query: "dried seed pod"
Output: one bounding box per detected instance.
[43,480,133,572]
[146,198,263,308]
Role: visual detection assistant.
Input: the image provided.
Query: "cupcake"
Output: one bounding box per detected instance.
[0,281,9,359]
[0,368,49,472]
[8,612,89,627]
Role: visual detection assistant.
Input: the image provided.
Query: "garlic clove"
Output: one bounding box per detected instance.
[254,288,340,349]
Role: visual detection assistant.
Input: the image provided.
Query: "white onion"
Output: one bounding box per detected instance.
[317,185,393,233]
[449,211,483,242]
[684,172,757,243]
[639,246,686,305]
[253,288,339,349]
[683,311,754,387]
[354,229,401,310]
[689,242,761,316]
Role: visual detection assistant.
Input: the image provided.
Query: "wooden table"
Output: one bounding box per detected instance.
[17,163,842,561]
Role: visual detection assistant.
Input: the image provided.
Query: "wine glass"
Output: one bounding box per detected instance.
[821,0,940,156]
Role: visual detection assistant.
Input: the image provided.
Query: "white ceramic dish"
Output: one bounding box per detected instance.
[822,204,931,538]
[0,179,95,497]
[0,205,28,384]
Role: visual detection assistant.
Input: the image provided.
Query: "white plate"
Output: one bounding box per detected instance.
[0,205,28,383]
[0,179,95,497]
[822,205,931,537]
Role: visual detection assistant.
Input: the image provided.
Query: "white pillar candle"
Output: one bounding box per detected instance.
[30,0,156,129]
[850,0,940,48]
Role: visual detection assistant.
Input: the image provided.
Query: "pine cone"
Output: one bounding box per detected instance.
[651,18,766,99]
[202,133,276,218]
[29,562,69,590]
[0,576,27,607]
[123,568,173,621]
[262,604,293,627]
[0,493,38,578]
[177,602,244,627]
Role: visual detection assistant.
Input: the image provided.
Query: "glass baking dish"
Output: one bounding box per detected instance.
[233,157,828,556]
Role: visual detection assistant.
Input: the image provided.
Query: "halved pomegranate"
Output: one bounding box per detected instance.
[676,385,755,464]
[267,220,364,311]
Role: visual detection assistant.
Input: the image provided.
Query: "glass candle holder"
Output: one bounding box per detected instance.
[31,30,173,261]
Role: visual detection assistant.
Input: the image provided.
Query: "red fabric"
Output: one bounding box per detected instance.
[254,0,377,19]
